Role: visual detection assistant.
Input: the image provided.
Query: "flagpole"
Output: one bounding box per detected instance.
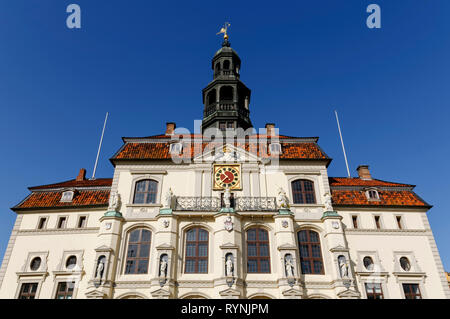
[334,110,351,178]
[92,112,108,180]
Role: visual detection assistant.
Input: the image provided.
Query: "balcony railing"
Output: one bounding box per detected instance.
[235,197,276,211]
[174,196,277,212]
[175,197,221,211]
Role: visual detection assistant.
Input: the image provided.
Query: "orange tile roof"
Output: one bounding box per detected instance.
[329,177,413,187]
[14,190,110,210]
[112,141,328,161]
[331,190,428,208]
[29,178,112,190]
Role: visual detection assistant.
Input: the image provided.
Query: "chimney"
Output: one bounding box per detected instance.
[165,122,176,135]
[357,165,372,180]
[76,168,86,181]
[265,123,275,136]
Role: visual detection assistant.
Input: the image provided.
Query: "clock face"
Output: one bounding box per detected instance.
[213,165,241,190]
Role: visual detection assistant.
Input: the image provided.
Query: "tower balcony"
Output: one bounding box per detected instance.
[204,102,249,119]
[174,196,277,212]
[213,70,239,79]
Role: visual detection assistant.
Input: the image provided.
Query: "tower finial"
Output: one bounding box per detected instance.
[217,22,231,45]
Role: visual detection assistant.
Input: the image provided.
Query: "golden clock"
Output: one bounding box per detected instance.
[213,165,241,190]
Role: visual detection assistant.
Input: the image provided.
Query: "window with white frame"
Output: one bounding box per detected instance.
[169,142,183,155]
[269,143,282,154]
[60,191,74,202]
[366,189,380,200]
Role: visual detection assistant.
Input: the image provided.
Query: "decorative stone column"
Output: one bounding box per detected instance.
[321,210,360,299]
[274,209,303,299]
[149,208,178,299]
[214,209,243,299]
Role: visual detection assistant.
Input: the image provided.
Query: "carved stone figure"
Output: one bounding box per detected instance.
[164,188,174,208]
[159,258,168,278]
[223,186,231,208]
[108,191,120,211]
[338,255,349,278]
[95,260,104,280]
[277,187,289,209]
[226,255,233,276]
[323,192,333,212]
[285,255,294,277]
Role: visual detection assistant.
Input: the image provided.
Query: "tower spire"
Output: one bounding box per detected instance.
[201,25,252,133]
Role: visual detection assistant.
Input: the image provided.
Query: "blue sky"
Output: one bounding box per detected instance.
[1,1,449,270]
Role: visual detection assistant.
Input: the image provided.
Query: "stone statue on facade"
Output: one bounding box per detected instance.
[226,255,233,277]
[163,188,173,209]
[285,255,294,277]
[324,192,333,211]
[95,260,104,280]
[108,191,120,211]
[277,187,289,209]
[223,186,231,208]
[159,258,168,278]
[338,255,349,278]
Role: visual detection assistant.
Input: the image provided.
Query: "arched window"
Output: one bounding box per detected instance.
[207,89,216,106]
[65,256,77,270]
[215,63,220,72]
[219,86,234,101]
[30,257,41,271]
[363,256,374,271]
[291,180,316,204]
[133,180,158,204]
[247,227,270,273]
[400,257,411,271]
[125,228,151,274]
[223,60,230,70]
[185,228,208,273]
[297,230,324,274]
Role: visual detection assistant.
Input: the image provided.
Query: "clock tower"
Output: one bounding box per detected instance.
[201,36,253,133]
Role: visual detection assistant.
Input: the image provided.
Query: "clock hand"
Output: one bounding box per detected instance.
[220,174,229,183]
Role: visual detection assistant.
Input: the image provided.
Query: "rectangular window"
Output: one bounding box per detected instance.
[219,122,226,131]
[403,283,422,299]
[77,216,87,228]
[57,217,67,229]
[55,282,74,299]
[227,122,234,129]
[37,217,47,230]
[18,283,38,299]
[374,216,381,229]
[365,283,384,299]
[352,216,358,229]
[396,216,403,229]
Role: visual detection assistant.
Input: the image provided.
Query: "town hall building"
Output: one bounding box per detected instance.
[0,33,449,299]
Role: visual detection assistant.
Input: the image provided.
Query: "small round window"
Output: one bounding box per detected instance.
[66,255,77,270]
[363,256,374,271]
[30,257,41,271]
[400,257,411,271]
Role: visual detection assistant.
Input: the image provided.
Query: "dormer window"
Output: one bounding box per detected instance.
[60,191,74,202]
[366,189,380,201]
[169,143,183,155]
[269,143,282,154]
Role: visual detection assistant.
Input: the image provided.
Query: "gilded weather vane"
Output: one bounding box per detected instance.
[217,22,231,40]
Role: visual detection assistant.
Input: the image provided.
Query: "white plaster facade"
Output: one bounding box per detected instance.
[0,143,448,299]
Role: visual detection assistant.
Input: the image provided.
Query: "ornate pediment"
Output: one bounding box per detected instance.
[151,288,171,299]
[95,245,113,252]
[337,289,360,299]
[277,243,297,251]
[219,287,241,297]
[282,288,303,298]
[156,243,175,250]
[194,143,260,163]
[85,289,107,299]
